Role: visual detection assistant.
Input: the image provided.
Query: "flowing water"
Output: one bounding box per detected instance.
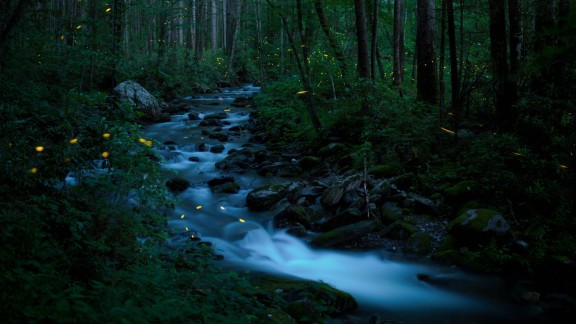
[143,86,530,323]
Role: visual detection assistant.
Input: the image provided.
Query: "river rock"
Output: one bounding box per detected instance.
[319,142,349,158]
[207,176,235,187]
[404,232,433,255]
[208,132,229,142]
[382,220,415,240]
[199,119,222,127]
[320,184,345,209]
[448,209,510,246]
[210,144,225,153]
[318,207,364,231]
[408,192,441,216]
[246,184,289,211]
[300,185,325,204]
[369,164,397,178]
[204,112,228,120]
[188,112,201,120]
[215,148,252,172]
[166,176,190,193]
[271,198,311,230]
[231,96,253,107]
[443,180,481,206]
[310,220,378,248]
[112,80,161,121]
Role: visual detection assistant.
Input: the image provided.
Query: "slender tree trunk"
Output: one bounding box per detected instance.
[447,0,460,133]
[507,0,521,102]
[313,0,348,80]
[439,0,447,122]
[370,0,379,80]
[354,0,370,79]
[416,0,439,104]
[488,0,513,131]
[211,0,217,51]
[392,0,405,86]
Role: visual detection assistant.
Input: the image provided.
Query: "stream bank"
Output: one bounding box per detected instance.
[142,85,568,323]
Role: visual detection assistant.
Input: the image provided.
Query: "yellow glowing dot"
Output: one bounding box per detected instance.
[190,235,195,239]
[64,157,71,163]
[69,138,78,144]
[139,138,146,143]
[185,226,189,231]
[102,133,111,138]
[102,151,110,158]
[35,146,45,152]
[560,164,568,169]
[145,140,153,147]
[239,218,246,223]
[180,214,185,219]
[296,90,308,95]
[60,35,65,40]
[196,205,202,210]
[224,108,231,112]
[512,152,523,157]
[30,167,38,174]
[76,25,82,30]
[219,206,225,210]
[106,8,112,12]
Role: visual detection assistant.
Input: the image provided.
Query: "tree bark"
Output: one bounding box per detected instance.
[354,0,370,79]
[416,0,439,104]
[370,0,379,80]
[447,0,460,126]
[392,0,405,87]
[488,0,513,131]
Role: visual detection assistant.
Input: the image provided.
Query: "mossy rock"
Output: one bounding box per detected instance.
[382,220,415,240]
[381,202,403,224]
[246,184,289,211]
[310,220,378,248]
[319,142,349,158]
[448,209,510,246]
[369,164,397,178]
[443,180,481,205]
[404,232,432,255]
[249,274,358,322]
[437,234,457,252]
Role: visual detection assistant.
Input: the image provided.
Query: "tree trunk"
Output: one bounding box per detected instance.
[370,0,379,80]
[439,0,447,122]
[488,0,513,131]
[211,0,217,51]
[354,0,370,79]
[416,0,439,104]
[508,0,522,76]
[313,0,348,80]
[447,0,460,132]
[392,0,405,87]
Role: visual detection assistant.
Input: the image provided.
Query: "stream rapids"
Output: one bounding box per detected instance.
[143,86,533,323]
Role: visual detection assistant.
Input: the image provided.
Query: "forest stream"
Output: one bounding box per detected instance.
[143,86,537,323]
